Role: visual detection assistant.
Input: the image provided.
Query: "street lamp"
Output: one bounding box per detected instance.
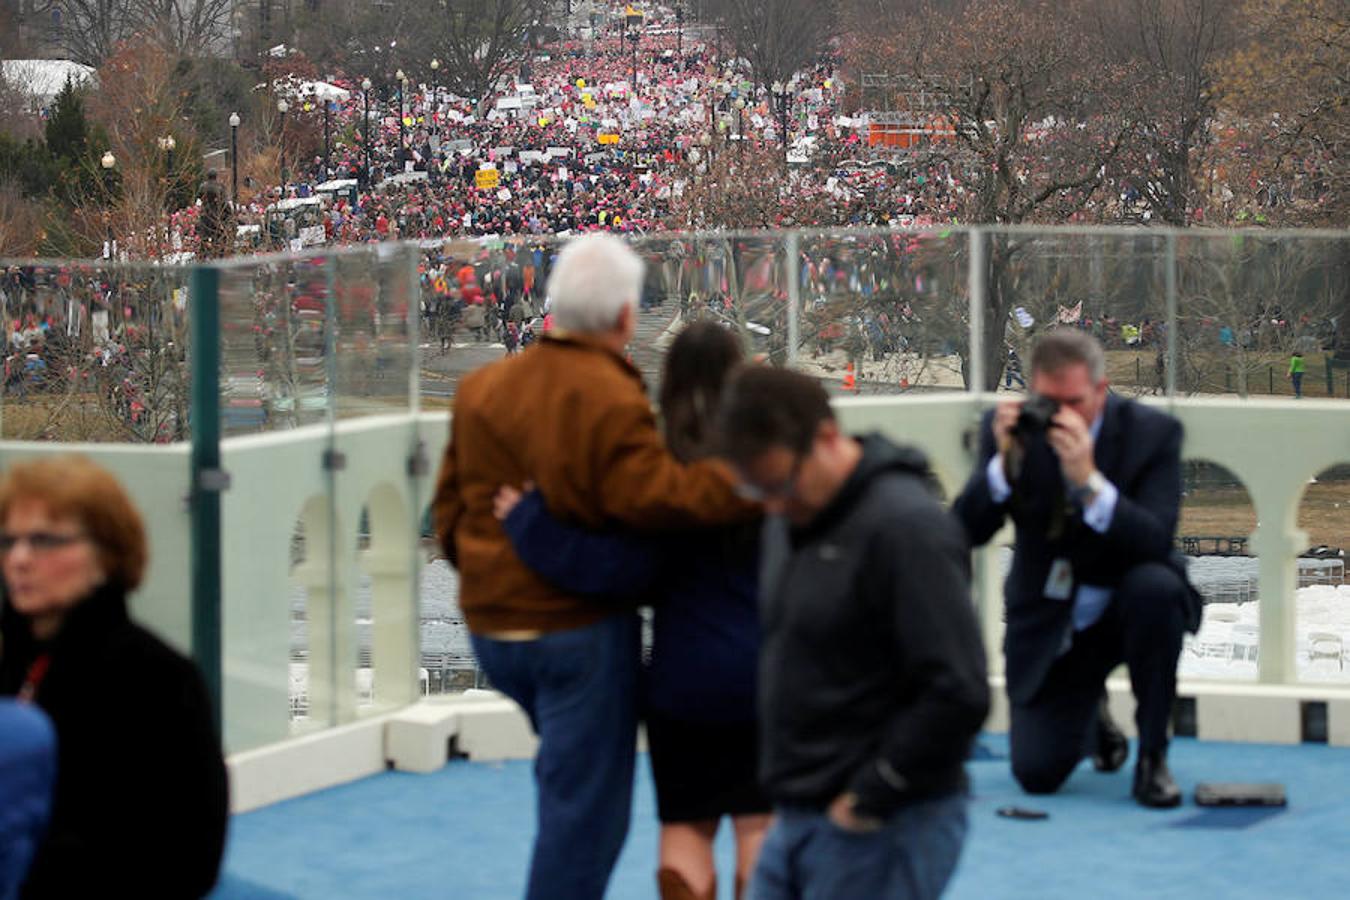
[772,80,790,148]
[396,69,407,159]
[430,58,440,118]
[361,78,373,187]
[101,151,116,259]
[157,134,176,173]
[277,98,289,194]
[734,96,746,153]
[156,135,176,254]
[625,16,640,97]
[322,99,333,180]
[717,80,731,148]
[676,3,683,60]
[229,112,240,205]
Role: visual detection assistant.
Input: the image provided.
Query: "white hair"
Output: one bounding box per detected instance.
[545,234,644,334]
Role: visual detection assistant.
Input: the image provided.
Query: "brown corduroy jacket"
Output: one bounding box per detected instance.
[432,331,756,635]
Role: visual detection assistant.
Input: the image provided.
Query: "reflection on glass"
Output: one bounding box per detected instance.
[0,262,192,442]
[796,230,967,394]
[219,257,333,435]
[981,230,1168,397]
[1175,233,1347,398]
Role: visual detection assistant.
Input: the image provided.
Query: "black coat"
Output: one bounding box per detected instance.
[953,394,1200,705]
[0,585,228,898]
[757,434,989,818]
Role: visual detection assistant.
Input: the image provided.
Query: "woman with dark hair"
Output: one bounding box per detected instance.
[0,457,228,899]
[494,322,769,900]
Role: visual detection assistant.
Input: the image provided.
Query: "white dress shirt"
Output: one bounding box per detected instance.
[985,414,1118,631]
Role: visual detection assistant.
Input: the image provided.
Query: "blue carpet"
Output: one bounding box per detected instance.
[215,736,1350,899]
[1169,807,1286,830]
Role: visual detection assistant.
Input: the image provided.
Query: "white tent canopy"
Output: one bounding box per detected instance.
[2,60,96,106]
[271,77,352,104]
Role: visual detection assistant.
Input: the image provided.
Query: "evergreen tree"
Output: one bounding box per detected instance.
[45,77,90,164]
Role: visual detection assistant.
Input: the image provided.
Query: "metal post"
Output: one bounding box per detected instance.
[189,265,224,735]
[230,123,239,205]
[398,81,405,157]
[785,232,800,365]
[323,256,339,727]
[967,228,986,394]
[278,109,286,194]
[363,86,371,186]
[1165,231,1178,398]
[323,101,331,179]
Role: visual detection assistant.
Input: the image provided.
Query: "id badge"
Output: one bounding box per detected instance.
[1044,558,1074,601]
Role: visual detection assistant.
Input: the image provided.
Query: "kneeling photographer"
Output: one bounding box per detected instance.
[954,329,1201,808]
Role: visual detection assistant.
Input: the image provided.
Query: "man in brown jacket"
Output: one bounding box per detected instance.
[433,233,753,900]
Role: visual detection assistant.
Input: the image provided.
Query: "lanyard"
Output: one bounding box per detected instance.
[18,653,50,704]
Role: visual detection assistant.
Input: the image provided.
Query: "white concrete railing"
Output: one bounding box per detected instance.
[3,395,1349,804]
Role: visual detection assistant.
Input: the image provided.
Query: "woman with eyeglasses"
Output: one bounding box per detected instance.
[0,456,228,899]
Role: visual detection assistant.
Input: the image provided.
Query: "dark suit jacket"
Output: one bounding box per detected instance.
[953,394,1197,704]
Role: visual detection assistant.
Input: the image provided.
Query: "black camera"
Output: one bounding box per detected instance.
[1012,394,1061,440]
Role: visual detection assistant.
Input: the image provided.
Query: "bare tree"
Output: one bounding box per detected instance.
[286,0,546,121]
[131,0,236,58]
[1216,0,1349,227]
[715,0,836,85]
[1175,235,1348,397]
[865,0,1142,388]
[81,40,203,259]
[55,0,138,66]
[712,0,836,142]
[419,0,549,107]
[1098,0,1237,226]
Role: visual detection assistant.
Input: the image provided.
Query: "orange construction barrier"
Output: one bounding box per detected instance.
[842,363,857,392]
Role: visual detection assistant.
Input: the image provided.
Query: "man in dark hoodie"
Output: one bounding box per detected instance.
[717,366,989,900]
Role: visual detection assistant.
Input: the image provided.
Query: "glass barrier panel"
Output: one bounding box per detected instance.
[217,254,335,435]
[983,229,1169,397]
[334,244,417,419]
[0,261,192,442]
[413,237,526,414]
[796,228,969,395]
[1174,232,1349,398]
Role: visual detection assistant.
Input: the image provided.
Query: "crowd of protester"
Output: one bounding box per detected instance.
[166,2,982,257]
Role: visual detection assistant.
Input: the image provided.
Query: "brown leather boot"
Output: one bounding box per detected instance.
[657,868,716,900]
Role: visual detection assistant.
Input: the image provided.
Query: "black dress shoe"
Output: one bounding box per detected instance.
[1133,750,1182,808]
[1092,699,1129,773]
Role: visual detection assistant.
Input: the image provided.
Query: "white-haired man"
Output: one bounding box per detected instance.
[433,234,755,900]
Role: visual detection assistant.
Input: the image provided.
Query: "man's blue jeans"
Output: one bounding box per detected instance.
[750,792,968,900]
[471,614,640,900]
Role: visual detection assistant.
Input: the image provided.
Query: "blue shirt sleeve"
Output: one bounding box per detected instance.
[985,454,1012,504]
[501,491,663,597]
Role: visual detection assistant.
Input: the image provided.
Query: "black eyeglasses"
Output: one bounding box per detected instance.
[0,532,87,554]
